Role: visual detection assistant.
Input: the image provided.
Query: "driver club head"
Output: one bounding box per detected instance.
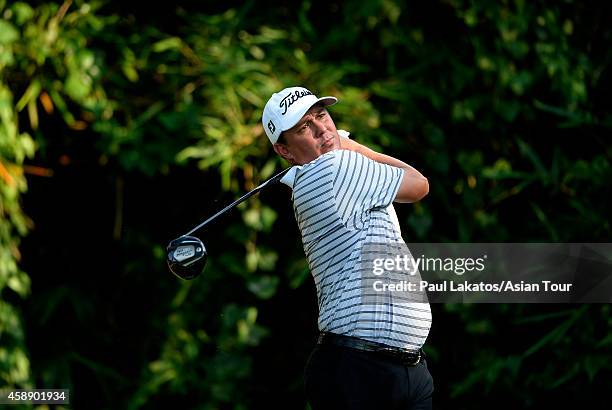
[166,235,207,280]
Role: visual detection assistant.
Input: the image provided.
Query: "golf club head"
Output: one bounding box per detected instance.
[167,235,207,280]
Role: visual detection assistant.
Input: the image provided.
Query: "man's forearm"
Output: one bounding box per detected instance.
[339,136,429,202]
[339,137,424,178]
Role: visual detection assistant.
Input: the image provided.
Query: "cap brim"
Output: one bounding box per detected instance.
[280,96,338,133]
[317,96,338,107]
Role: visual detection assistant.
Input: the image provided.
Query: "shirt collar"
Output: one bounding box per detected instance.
[280,166,301,188]
[280,129,350,189]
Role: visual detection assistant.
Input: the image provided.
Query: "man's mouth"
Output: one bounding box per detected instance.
[319,138,334,149]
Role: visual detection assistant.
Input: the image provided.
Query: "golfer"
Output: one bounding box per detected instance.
[263,86,433,409]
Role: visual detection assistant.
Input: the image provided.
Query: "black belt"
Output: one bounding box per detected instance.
[317,332,424,366]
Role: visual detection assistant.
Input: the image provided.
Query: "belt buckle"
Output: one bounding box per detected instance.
[399,349,421,366]
[409,350,422,366]
[378,347,421,366]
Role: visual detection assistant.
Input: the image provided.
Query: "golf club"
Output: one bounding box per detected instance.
[167,167,291,280]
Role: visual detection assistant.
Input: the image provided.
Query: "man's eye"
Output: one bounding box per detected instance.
[317,112,326,119]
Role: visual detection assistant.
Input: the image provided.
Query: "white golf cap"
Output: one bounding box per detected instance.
[262,86,337,144]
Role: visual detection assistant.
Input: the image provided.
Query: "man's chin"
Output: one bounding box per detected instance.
[320,146,338,155]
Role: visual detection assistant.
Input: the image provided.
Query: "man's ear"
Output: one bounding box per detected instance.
[273,143,296,164]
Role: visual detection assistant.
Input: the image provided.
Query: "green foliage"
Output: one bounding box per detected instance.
[129,303,268,409]
[0,20,34,389]
[0,0,610,408]
[442,304,612,405]
[1,0,113,390]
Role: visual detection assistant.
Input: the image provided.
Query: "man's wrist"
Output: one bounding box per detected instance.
[339,137,364,154]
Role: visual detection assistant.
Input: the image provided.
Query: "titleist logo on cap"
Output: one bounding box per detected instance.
[279,89,313,115]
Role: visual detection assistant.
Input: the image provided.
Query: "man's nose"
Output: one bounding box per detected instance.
[311,119,326,137]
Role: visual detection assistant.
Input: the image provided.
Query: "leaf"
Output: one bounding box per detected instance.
[516,138,548,181]
[0,20,19,43]
[11,2,34,25]
[522,306,586,358]
[65,71,92,101]
[152,37,183,52]
[530,202,558,241]
[247,275,279,299]
[456,151,484,174]
[16,79,41,112]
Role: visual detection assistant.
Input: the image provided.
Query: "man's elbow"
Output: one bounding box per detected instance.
[414,176,429,201]
[395,176,429,203]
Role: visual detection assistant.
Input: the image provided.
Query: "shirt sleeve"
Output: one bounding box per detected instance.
[332,150,405,222]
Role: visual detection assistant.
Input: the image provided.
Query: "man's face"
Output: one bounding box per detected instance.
[273,105,340,165]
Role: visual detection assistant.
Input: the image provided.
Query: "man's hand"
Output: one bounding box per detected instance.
[339,137,429,203]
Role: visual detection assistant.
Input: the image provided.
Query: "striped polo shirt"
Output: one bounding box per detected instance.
[281,149,432,350]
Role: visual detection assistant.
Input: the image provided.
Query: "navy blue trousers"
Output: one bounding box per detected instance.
[304,344,434,410]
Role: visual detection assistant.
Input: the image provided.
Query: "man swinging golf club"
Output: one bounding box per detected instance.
[263,86,433,410]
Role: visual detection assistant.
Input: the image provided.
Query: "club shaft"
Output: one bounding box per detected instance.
[185,167,291,236]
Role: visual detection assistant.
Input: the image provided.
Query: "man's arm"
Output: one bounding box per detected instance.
[340,137,429,203]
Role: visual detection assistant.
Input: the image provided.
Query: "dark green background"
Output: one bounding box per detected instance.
[1,0,611,408]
